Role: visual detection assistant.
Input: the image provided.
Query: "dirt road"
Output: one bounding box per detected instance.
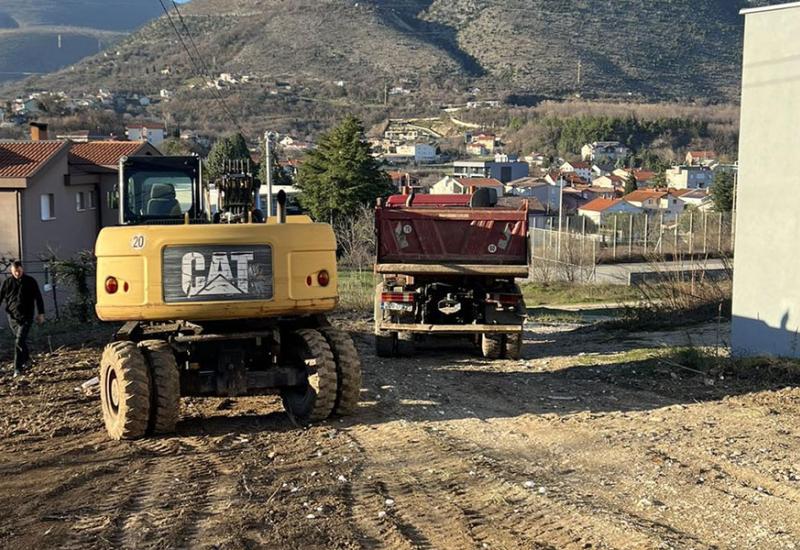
[2,318,800,549]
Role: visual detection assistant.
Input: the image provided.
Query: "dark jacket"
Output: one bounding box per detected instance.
[0,274,44,323]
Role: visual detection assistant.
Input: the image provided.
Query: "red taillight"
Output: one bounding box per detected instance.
[317,270,330,287]
[123,281,130,293]
[487,293,520,306]
[105,276,118,294]
[381,291,416,303]
[306,275,313,286]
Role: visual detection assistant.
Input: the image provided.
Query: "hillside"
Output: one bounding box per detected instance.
[7,0,779,133]
[0,1,162,82]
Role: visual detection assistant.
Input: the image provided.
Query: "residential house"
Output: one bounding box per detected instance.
[524,152,548,167]
[466,142,489,156]
[622,189,685,220]
[504,177,550,201]
[559,160,592,182]
[591,163,616,177]
[69,140,161,228]
[581,141,629,163]
[578,198,642,225]
[685,151,717,166]
[674,188,713,210]
[126,122,165,147]
[387,171,421,192]
[471,132,497,154]
[666,165,714,189]
[384,143,437,164]
[382,120,442,144]
[452,158,528,184]
[592,174,625,189]
[431,176,504,196]
[612,168,656,187]
[55,130,108,143]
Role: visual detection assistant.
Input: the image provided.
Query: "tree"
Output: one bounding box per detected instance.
[711,170,735,212]
[204,133,251,182]
[624,172,638,195]
[296,115,392,222]
[652,170,667,189]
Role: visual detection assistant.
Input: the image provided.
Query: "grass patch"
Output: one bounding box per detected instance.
[520,282,644,306]
[338,269,376,312]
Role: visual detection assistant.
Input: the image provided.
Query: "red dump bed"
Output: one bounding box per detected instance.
[376,194,529,275]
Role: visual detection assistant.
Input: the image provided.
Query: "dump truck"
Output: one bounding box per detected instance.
[373,190,529,359]
[95,155,361,440]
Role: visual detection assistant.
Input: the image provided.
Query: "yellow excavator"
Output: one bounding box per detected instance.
[94,155,361,440]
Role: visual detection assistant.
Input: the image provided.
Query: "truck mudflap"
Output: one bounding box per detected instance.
[376,322,523,334]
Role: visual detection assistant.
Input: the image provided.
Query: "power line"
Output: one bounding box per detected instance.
[156,0,246,136]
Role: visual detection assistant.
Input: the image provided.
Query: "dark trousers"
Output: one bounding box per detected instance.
[7,316,32,371]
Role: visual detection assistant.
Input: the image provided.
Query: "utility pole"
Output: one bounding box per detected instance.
[576,59,582,95]
[557,175,564,260]
[264,131,273,218]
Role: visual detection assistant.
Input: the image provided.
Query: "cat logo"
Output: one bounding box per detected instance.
[181,251,254,297]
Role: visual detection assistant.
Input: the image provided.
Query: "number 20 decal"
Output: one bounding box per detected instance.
[131,235,145,250]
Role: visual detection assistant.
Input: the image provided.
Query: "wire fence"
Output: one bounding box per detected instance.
[0,259,94,329]
[530,210,735,283]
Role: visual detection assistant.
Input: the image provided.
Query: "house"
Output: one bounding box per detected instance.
[559,160,592,182]
[581,141,629,163]
[504,177,550,200]
[384,143,437,164]
[466,142,489,156]
[69,140,161,228]
[732,2,800,357]
[452,158,528,183]
[685,150,717,166]
[591,163,615,177]
[431,176,504,196]
[665,165,714,189]
[471,132,497,154]
[675,188,712,210]
[126,122,165,147]
[524,152,548,167]
[577,198,642,224]
[0,124,162,268]
[592,174,625,188]
[382,120,442,144]
[622,189,685,219]
[387,170,420,191]
[612,168,656,186]
[54,130,108,143]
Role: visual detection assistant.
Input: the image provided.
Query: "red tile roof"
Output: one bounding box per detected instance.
[632,169,656,181]
[69,141,149,167]
[0,141,68,179]
[579,197,622,212]
[457,177,502,188]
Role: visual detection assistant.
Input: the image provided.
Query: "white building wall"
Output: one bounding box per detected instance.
[732,3,800,357]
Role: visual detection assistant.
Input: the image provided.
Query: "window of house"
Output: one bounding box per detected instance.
[89,190,97,209]
[76,191,86,211]
[107,190,119,210]
[40,193,55,220]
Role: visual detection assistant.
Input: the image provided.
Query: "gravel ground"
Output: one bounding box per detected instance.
[1,317,799,549]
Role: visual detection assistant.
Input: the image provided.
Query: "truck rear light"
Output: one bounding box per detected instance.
[317,270,330,287]
[486,293,520,306]
[105,276,119,294]
[381,291,416,303]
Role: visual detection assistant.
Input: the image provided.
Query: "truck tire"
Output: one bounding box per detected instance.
[139,340,180,435]
[281,329,338,424]
[99,341,151,440]
[481,334,505,359]
[505,333,523,360]
[375,332,396,357]
[319,327,362,416]
[397,331,416,356]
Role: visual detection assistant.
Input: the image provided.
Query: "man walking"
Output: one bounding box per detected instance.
[1,261,45,377]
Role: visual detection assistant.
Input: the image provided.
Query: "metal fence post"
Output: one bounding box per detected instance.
[703,212,708,254]
[718,212,723,253]
[688,211,694,257]
[659,212,664,257]
[643,214,649,255]
[628,214,633,258]
[612,215,618,260]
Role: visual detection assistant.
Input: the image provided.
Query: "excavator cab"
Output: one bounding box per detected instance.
[119,156,203,224]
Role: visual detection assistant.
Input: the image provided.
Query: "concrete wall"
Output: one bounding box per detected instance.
[732,3,800,357]
[0,190,20,259]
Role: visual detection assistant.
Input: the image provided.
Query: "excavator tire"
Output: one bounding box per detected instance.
[481,333,505,359]
[139,340,181,435]
[281,329,338,424]
[319,327,362,416]
[505,333,523,360]
[99,341,151,440]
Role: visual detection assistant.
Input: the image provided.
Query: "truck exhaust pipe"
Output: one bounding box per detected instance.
[276,189,287,224]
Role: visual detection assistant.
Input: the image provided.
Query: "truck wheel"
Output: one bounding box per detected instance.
[505,333,523,360]
[397,331,416,356]
[99,341,151,440]
[139,340,180,435]
[375,331,396,357]
[481,334,505,359]
[319,327,362,416]
[281,329,338,424]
